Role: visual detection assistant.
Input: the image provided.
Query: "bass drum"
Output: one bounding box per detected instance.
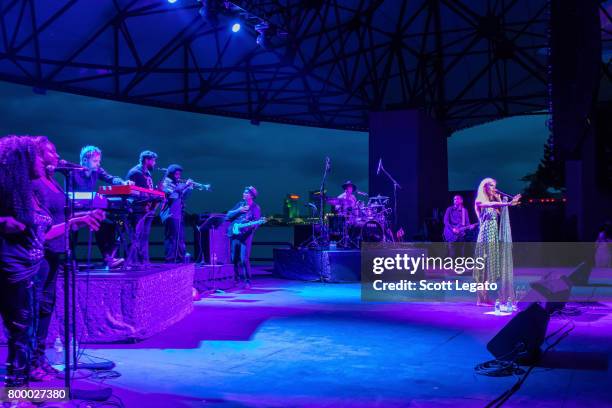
[327,215,347,238]
[360,220,385,243]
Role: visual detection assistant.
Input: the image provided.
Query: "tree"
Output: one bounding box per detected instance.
[521,136,565,196]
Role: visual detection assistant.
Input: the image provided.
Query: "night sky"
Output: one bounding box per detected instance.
[0,81,548,215]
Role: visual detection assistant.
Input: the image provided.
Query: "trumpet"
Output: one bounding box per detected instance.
[180,179,212,191]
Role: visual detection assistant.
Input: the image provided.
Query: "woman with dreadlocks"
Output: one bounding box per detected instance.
[0,135,103,387]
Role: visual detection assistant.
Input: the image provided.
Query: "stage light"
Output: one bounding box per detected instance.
[167,0,178,3]
[255,22,270,49]
[232,23,241,32]
[256,33,267,48]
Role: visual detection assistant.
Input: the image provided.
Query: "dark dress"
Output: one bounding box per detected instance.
[0,208,52,384]
[32,178,66,366]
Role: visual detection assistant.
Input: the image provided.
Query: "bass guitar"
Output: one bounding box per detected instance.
[443,222,478,242]
[229,217,268,237]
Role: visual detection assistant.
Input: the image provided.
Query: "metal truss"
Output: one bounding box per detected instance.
[600,2,612,100]
[0,0,556,131]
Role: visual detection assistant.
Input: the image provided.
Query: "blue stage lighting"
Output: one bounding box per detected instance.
[167,0,178,4]
[232,23,241,33]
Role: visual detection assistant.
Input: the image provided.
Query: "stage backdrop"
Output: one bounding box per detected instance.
[369,110,448,240]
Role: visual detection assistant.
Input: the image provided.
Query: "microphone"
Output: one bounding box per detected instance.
[54,159,86,172]
[157,167,168,172]
[376,158,383,175]
[496,189,515,199]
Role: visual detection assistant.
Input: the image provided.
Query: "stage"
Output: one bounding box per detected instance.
[1,274,609,407]
[0,262,239,345]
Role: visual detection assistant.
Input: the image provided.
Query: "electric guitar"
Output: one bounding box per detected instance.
[229,217,268,237]
[443,222,478,242]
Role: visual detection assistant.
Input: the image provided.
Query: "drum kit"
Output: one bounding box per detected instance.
[300,157,398,250]
[322,193,392,248]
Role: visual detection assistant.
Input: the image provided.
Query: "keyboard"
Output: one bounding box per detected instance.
[98,185,165,200]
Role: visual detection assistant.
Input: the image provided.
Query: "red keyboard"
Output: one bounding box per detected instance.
[98,185,165,199]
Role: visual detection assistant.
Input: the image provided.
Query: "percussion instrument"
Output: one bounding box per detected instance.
[359,220,385,243]
[327,214,347,237]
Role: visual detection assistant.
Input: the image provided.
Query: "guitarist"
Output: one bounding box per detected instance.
[226,186,261,289]
[443,195,475,257]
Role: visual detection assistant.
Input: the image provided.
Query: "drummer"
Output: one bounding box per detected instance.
[335,180,359,216]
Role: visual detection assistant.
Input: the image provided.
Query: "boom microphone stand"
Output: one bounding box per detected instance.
[319,157,331,246]
[377,158,402,228]
[300,157,331,249]
[57,165,112,401]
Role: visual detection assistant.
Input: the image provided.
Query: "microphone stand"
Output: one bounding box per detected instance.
[57,167,76,393]
[378,160,402,228]
[58,168,112,401]
[318,158,331,248]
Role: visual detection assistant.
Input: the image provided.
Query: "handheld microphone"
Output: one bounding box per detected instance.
[496,189,515,199]
[376,158,383,175]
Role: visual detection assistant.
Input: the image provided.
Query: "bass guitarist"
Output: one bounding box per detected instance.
[226,186,262,289]
[443,195,476,257]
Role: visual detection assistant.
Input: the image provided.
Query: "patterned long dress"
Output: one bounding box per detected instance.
[474,206,514,303]
[474,207,500,303]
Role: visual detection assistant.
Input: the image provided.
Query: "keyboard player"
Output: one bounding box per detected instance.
[126,150,159,266]
[73,145,131,269]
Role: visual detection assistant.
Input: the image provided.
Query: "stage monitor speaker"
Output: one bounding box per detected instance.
[526,275,572,314]
[487,303,550,364]
[568,261,592,286]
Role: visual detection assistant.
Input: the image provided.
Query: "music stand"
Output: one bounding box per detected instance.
[196,214,226,294]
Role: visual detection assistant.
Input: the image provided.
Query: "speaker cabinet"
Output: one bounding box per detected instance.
[487,303,550,364]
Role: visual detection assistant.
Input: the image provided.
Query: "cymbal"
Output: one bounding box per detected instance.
[369,195,390,201]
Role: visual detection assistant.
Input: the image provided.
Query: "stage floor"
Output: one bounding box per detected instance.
[1,273,611,407]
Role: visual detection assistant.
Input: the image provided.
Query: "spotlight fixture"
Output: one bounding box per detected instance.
[167,0,178,3]
[197,0,219,25]
[255,22,270,49]
[231,22,241,32]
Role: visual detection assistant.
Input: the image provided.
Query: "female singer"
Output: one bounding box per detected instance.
[473,178,520,306]
[30,136,70,380]
[0,135,103,386]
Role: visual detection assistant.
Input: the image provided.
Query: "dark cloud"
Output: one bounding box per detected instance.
[0,80,545,213]
[0,81,368,214]
[448,115,548,193]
